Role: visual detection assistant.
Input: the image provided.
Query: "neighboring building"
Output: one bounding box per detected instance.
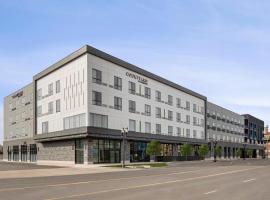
[264,126,270,158]
[243,114,264,145]
[207,102,246,158]
[4,45,208,165]
[3,83,37,162]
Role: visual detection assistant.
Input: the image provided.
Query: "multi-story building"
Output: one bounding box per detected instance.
[243,114,264,145]
[207,102,245,158]
[264,126,270,158]
[3,45,208,165]
[3,83,37,162]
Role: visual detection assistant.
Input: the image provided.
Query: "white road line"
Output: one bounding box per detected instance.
[0,169,204,192]
[45,166,265,200]
[204,190,217,195]
[243,178,256,183]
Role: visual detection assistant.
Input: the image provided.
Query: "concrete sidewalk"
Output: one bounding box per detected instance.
[0,165,137,179]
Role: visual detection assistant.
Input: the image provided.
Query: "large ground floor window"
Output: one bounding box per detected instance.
[21,145,27,162]
[160,144,173,156]
[130,141,149,162]
[91,139,121,164]
[30,144,37,162]
[13,146,19,161]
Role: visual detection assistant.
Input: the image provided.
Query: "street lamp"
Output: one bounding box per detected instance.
[121,128,128,168]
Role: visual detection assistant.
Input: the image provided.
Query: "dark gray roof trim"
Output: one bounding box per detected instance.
[242,114,264,124]
[33,45,206,100]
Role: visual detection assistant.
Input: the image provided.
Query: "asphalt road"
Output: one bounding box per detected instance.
[1,159,270,200]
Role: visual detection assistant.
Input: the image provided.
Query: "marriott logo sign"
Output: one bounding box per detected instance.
[126,72,148,85]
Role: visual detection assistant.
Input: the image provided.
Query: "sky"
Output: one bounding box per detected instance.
[1,0,270,144]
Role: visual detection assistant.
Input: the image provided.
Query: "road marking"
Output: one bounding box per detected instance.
[243,178,256,183]
[45,166,265,200]
[0,169,204,192]
[204,190,217,195]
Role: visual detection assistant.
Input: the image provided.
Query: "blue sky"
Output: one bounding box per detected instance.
[1,0,270,144]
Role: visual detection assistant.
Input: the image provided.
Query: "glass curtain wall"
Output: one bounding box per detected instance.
[13,146,19,161]
[130,141,149,162]
[92,139,121,164]
[21,145,27,162]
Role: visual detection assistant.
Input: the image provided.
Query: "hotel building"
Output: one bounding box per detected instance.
[4,45,208,165]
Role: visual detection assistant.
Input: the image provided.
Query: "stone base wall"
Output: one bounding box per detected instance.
[38,140,75,162]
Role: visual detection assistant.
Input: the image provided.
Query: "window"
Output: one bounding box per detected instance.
[193,130,197,138]
[176,113,181,122]
[186,115,190,124]
[90,113,108,128]
[92,91,102,106]
[156,107,161,118]
[145,87,151,99]
[176,98,181,108]
[48,83,53,96]
[56,99,61,113]
[37,89,42,101]
[92,69,102,84]
[200,119,204,126]
[200,106,204,114]
[177,127,181,136]
[145,104,151,116]
[42,121,49,133]
[129,119,136,131]
[168,110,173,121]
[193,117,197,125]
[168,95,173,105]
[37,106,42,117]
[186,129,190,137]
[156,124,161,134]
[114,76,122,90]
[193,103,197,112]
[168,126,173,136]
[114,97,122,110]
[155,91,161,102]
[129,100,136,113]
[145,122,151,133]
[128,81,136,94]
[56,80,61,93]
[186,101,190,110]
[64,113,86,130]
[48,102,53,114]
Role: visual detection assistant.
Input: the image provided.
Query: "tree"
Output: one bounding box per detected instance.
[198,145,209,159]
[180,144,192,160]
[146,140,161,161]
[236,149,241,158]
[247,149,253,158]
[214,146,222,158]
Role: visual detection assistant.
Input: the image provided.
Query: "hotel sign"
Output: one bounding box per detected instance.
[126,72,148,85]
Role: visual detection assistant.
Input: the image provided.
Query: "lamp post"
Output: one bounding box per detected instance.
[121,128,128,168]
[243,143,247,160]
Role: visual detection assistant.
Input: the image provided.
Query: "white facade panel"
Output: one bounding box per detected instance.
[36,55,88,134]
[87,54,205,139]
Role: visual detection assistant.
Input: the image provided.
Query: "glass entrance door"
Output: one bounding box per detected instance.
[75,139,84,164]
[21,145,27,162]
[30,144,37,162]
